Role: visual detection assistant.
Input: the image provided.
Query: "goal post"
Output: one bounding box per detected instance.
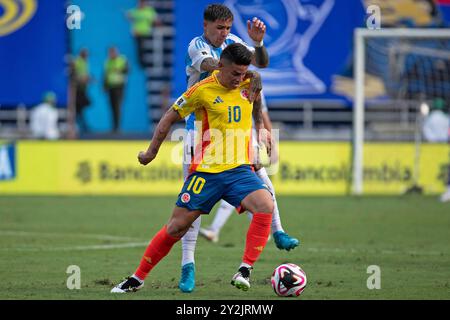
[352,28,450,195]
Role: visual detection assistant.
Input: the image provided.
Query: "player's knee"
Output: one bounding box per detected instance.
[265,200,274,214]
[166,219,189,238]
[255,198,274,214]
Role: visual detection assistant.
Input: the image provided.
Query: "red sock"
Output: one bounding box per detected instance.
[243,212,272,266]
[134,225,180,280]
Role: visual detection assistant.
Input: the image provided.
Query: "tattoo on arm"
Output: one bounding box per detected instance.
[248,71,262,91]
[246,71,262,102]
[253,46,269,68]
[200,57,219,73]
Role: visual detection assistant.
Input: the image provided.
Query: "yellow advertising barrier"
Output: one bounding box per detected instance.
[0,140,448,195]
[273,142,449,195]
[0,141,184,195]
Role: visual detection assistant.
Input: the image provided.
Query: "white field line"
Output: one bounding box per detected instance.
[0,242,149,252]
[0,230,148,252]
[303,247,447,256]
[0,230,446,256]
[0,242,446,256]
[0,230,141,242]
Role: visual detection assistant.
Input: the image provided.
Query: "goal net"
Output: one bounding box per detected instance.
[352,28,450,194]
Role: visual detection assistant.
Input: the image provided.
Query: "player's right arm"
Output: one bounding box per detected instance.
[138,108,182,165]
[138,89,200,165]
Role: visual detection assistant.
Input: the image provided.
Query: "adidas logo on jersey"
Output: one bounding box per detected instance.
[213,96,224,104]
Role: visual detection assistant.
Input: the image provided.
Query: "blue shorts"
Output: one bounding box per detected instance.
[176,165,269,214]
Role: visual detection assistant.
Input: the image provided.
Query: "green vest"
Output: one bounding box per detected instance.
[128,6,157,36]
[74,57,89,81]
[105,56,127,87]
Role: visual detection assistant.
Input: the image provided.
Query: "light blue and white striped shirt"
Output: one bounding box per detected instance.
[184,33,254,130]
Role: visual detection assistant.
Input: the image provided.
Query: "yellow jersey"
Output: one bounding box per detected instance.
[172,71,254,174]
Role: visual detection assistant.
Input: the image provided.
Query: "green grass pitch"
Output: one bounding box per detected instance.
[0,195,449,300]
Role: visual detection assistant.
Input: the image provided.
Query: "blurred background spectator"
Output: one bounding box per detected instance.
[126,0,161,68]
[0,0,449,184]
[70,48,92,134]
[103,47,129,133]
[422,98,449,142]
[29,92,60,140]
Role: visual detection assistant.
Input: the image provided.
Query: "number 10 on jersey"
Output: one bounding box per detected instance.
[228,106,241,123]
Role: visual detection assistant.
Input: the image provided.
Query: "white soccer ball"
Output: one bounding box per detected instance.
[271,263,307,297]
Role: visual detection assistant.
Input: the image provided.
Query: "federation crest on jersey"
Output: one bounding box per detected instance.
[181,192,191,203]
[240,89,249,100]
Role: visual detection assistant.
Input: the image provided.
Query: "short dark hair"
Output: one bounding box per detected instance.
[204,4,233,22]
[220,43,252,66]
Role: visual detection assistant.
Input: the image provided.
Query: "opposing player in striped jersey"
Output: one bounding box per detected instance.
[178,4,299,294]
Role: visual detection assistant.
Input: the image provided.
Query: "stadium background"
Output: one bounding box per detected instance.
[1,0,449,195]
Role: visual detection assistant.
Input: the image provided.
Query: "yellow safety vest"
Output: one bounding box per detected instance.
[105,56,127,87]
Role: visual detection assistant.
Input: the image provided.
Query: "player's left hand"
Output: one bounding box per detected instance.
[257,128,272,158]
[247,17,266,43]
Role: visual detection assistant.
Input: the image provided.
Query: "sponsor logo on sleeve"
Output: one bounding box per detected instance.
[176,97,187,108]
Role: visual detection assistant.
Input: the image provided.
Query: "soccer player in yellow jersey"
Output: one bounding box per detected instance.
[178,4,298,294]
[111,43,274,293]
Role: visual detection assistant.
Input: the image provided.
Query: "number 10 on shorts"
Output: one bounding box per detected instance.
[187,176,206,194]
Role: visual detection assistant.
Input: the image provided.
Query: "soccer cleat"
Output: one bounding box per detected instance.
[273,231,300,251]
[110,276,144,293]
[231,266,252,291]
[199,227,219,243]
[178,262,195,293]
[440,189,450,202]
